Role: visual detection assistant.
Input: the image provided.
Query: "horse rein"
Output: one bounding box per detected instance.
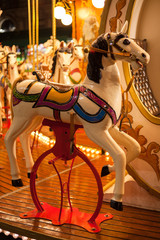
[87,46,131,60]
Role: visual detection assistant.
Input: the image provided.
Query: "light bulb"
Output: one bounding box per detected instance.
[12,233,19,239]
[61,13,72,26]
[54,3,66,19]
[92,0,105,8]
[78,7,90,19]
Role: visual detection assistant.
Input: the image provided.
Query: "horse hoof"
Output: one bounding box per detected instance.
[12,179,23,187]
[110,199,123,211]
[101,165,110,177]
[27,172,38,179]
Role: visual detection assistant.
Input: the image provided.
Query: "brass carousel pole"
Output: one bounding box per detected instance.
[52,0,56,53]
[36,0,39,68]
[32,0,36,71]
[71,0,76,39]
[27,0,32,46]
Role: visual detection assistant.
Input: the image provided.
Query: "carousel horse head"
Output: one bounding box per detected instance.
[105,21,150,69]
[87,21,150,83]
[57,41,74,71]
[51,41,74,75]
[0,47,5,61]
[72,38,84,61]
[0,46,7,70]
[6,45,17,71]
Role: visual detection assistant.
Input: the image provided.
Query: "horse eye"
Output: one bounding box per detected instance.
[123,39,130,45]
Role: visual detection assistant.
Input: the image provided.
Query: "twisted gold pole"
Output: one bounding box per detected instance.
[27,0,32,46]
[36,0,39,68]
[71,0,76,39]
[52,0,56,53]
[32,0,36,70]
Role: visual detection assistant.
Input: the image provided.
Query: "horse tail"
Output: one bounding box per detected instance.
[32,71,41,81]
[11,75,23,119]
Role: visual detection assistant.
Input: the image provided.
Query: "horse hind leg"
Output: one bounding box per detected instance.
[84,126,126,211]
[4,116,33,186]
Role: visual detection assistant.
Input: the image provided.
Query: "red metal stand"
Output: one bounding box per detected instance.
[20,119,113,233]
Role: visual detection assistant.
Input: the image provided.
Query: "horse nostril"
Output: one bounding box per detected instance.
[142,53,146,58]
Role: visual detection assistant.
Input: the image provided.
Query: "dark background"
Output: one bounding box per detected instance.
[0,0,72,47]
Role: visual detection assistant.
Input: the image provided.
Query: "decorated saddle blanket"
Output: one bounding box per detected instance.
[12,80,118,125]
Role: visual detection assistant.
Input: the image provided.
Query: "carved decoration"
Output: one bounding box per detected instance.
[120,115,160,180]
[120,101,160,198]
[109,0,127,31]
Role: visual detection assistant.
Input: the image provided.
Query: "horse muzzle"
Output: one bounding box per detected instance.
[62,65,69,72]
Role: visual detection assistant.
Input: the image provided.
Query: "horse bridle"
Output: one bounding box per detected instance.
[57,49,76,70]
[88,33,131,60]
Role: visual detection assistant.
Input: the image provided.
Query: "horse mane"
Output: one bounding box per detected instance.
[50,50,58,78]
[87,34,108,83]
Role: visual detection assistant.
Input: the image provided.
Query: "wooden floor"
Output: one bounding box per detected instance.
[0,124,160,240]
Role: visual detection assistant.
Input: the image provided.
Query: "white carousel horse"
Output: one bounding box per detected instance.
[0,46,21,131]
[41,38,60,70]
[2,46,20,108]
[51,40,83,84]
[0,46,6,133]
[69,38,84,84]
[4,21,150,210]
[6,46,21,103]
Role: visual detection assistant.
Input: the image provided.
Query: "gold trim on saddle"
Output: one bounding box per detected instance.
[46,87,74,104]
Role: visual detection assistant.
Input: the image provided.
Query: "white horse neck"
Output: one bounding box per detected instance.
[9,64,20,83]
[84,56,120,90]
[54,63,66,84]
[83,56,122,115]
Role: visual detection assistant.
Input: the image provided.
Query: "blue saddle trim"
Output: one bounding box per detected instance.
[73,103,106,123]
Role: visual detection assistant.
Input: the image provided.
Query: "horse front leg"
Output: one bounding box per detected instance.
[4,116,33,186]
[102,126,141,174]
[84,125,126,211]
[19,116,43,177]
[109,126,141,165]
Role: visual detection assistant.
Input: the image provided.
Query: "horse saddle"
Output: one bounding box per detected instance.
[13,79,78,112]
[13,79,118,125]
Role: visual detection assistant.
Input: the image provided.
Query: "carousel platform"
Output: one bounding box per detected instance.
[0,124,160,240]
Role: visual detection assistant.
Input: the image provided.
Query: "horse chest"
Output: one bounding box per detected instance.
[100,67,122,115]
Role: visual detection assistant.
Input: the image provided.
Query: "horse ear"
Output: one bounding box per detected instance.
[72,38,77,45]
[116,19,121,33]
[121,20,128,34]
[60,41,65,48]
[4,46,10,54]
[78,38,83,45]
[12,45,16,53]
[67,41,74,49]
